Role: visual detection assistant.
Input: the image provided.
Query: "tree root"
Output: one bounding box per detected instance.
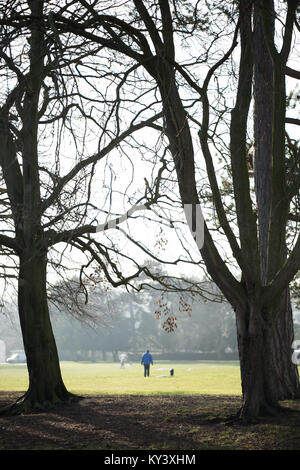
[225,401,285,426]
[0,391,83,416]
[225,410,260,426]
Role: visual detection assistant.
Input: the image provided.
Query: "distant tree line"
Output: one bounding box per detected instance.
[49,281,238,361]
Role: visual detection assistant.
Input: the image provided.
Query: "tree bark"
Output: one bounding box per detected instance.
[236,290,300,421]
[1,250,77,415]
[269,290,300,400]
[253,0,300,401]
[236,302,280,420]
[253,0,273,284]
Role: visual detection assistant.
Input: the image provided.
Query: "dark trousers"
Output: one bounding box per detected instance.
[144,364,150,377]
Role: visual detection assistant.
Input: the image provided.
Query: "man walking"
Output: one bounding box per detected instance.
[141,350,153,377]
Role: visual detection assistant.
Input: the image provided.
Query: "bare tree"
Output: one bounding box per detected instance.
[47,0,300,420]
[1,0,299,420]
[0,0,172,414]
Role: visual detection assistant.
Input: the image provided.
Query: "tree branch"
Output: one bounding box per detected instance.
[0,234,20,252]
[41,112,163,213]
[286,117,300,126]
[133,0,164,54]
[229,0,260,284]
[280,0,298,63]
[158,0,175,59]
[53,11,145,62]
[263,233,300,306]
[70,237,144,289]
[286,66,300,80]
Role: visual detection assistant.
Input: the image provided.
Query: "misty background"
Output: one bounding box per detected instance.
[1,273,300,363]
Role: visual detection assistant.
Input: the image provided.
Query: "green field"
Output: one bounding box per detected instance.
[0,361,242,396]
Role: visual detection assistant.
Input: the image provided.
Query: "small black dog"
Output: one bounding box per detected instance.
[170,368,174,376]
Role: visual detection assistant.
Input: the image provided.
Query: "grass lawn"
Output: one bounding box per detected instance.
[2,361,300,451]
[0,360,242,396]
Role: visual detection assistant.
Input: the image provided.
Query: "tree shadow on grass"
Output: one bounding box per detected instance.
[1,392,300,450]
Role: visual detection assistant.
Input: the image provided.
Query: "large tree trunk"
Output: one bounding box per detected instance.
[269,290,300,400]
[253,0,300,402]
[236,292,300,420]
[236,303,279,419]
[1,250,77,415]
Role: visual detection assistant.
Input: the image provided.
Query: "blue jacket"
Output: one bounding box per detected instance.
[141,352,153,365]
